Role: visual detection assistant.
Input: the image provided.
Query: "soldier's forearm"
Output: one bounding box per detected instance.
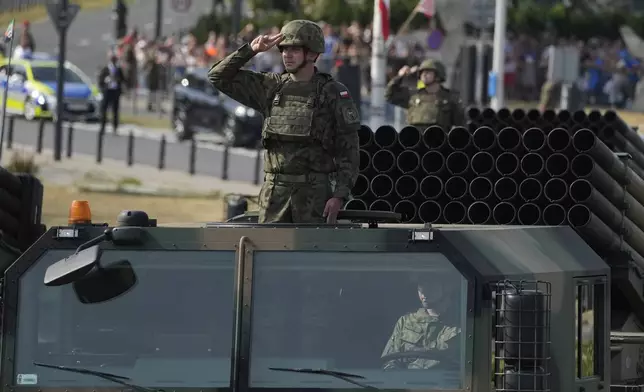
[384,78,402,98]
[333,158,359,199]
[385,77,409,107]
[333,129,359,199]
[207,44,279,112]
[207,44,256,87]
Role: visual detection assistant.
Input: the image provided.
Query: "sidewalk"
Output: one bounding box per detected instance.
[5,143,261,196]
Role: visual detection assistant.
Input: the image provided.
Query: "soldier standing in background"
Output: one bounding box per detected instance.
[208,20,360,224]
[385,59,465,131]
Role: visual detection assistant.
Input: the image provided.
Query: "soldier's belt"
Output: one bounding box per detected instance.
[265,173,330,183]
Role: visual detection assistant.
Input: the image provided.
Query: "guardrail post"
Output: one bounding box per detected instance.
[36,120,45,154]
[189,138,196,175]
[158,135,166,170]
[96,130,104,163]
[66,123,74,158]
[6,116,14,149]
[127,131,135,166]
[222,145,229,180]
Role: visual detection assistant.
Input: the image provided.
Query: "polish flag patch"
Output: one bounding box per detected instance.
[340,90,350,99]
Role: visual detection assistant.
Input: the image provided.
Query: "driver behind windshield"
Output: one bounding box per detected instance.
[381,275,461,370]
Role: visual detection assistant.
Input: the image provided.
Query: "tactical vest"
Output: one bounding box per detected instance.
[406,90,453,129]
[262,73,332,146]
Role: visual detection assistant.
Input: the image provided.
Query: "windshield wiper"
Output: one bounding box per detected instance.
[34,362,160,392]
[269,367,378,389]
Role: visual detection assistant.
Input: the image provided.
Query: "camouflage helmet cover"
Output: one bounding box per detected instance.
[418,59,446,80]
[279,20,325,54]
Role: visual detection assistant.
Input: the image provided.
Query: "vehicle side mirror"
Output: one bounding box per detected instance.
[44,244,102,286]
[73,259,137,304]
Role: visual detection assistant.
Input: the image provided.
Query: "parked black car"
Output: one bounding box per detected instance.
[171,68,263,147]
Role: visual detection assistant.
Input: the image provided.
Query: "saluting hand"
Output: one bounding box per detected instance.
[251,34,284,53]
[398,66,411,77]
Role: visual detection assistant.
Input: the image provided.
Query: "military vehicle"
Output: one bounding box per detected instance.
[1,108,643,392]
[0,198,608,392]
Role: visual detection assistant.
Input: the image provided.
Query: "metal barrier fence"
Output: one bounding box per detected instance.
[3,116,266,184]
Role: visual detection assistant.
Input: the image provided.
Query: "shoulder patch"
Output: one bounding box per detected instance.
[340,90,350,99]
[342,105,359,124]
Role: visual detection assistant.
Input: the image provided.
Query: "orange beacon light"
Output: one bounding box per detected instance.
[68,200,92,225]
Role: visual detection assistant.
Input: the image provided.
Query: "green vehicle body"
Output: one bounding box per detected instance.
[0,209,614,392]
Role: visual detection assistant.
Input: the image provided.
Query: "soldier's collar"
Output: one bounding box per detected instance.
[415,307,441,319]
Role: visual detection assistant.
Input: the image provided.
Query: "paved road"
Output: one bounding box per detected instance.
[29,0,213,77]
[7,118,265,184]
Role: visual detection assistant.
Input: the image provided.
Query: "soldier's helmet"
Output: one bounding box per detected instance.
[418,59,446,81]
[278,20,325,54]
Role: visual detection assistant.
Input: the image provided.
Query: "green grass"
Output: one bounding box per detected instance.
[42,182,227,227]
[120,113,171,130]
[117,176,142,187]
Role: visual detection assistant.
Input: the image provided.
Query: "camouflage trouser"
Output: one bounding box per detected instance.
[258,173,332,224]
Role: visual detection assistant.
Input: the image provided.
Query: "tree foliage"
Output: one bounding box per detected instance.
[191,0,644,43]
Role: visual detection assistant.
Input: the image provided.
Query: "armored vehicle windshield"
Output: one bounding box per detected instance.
[8,222,471,391]
[248,251,468,390]
[12,248,469,390]
[12,248,236,388]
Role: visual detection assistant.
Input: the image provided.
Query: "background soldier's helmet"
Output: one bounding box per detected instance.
[278,20,325,54]
[418,59,446,81]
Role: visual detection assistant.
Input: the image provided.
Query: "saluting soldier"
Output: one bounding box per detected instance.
[208,20,360,224]
[385,59,465,131]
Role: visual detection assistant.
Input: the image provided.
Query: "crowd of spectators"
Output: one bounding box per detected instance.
[115,21,641,109]
[6,17,642,110]
[505,33,641,108]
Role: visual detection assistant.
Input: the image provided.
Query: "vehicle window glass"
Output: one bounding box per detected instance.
[249,251,469,390]
[187,74,216,96]
[575,280,605,379]
[14,249,235,388]
[31,66,85,84]
[0,65,11,79]
[13,65,26,75]
[10,65,26,80]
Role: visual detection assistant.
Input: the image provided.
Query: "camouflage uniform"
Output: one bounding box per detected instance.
[381,308,461,370]
[207,20,360,223]
[385,59,465,131]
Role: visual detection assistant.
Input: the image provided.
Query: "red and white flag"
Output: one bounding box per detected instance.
[415,0,435,18]
[378,0,390,40]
